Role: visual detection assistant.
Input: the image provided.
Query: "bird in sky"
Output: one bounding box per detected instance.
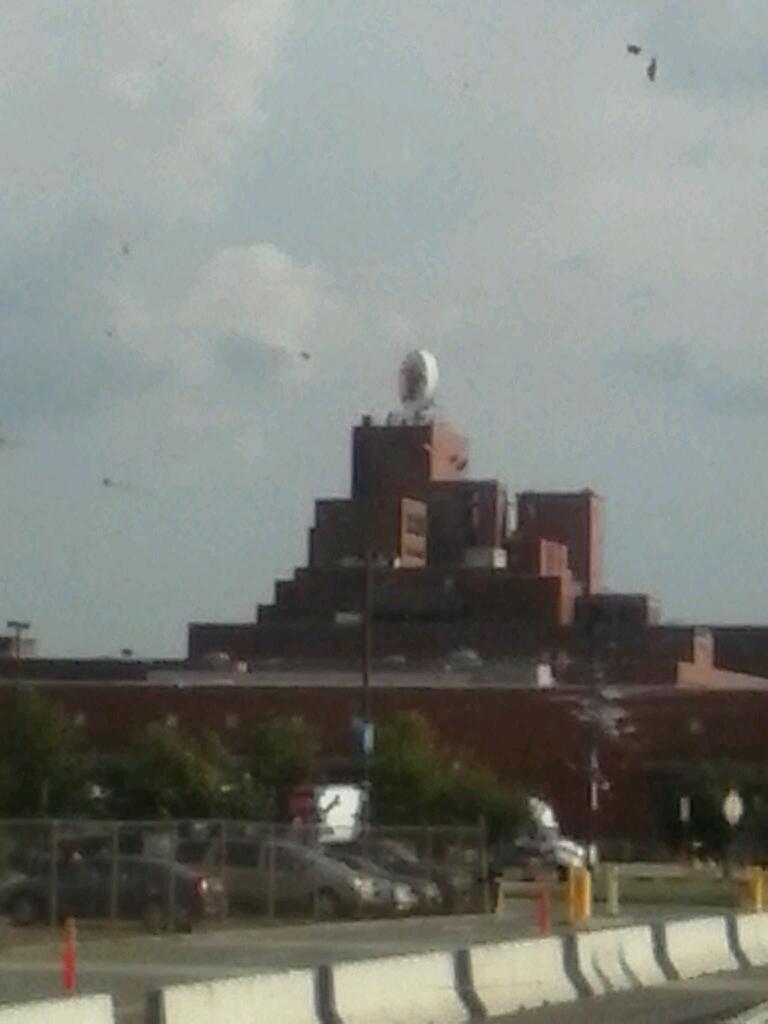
[299,351,311,361]
[101,477,132,491]
[647,57,658,82]
[627,44,642,55]
[120,241,130,256]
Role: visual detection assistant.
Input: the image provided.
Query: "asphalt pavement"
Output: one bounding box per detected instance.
[0,904,737,1024]
[0,909,540,1022]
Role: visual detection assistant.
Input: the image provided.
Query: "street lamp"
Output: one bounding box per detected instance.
[359,543,374,818]
[6,620,30,687]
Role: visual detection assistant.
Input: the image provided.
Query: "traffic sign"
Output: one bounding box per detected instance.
[722,789,744,827]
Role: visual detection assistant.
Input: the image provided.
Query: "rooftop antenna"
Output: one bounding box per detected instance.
[398,349,439,422]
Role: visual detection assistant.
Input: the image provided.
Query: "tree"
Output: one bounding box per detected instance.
[103,723,246,820]
[0,691,82,816]
[371,711,443,823]
[245,715,318,819]
[650,760,768,858]
[432,759,528,841]
[371,711,527,838]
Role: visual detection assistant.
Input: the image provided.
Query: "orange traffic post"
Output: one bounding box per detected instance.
[61,916,77,994]
[535,883,551,935]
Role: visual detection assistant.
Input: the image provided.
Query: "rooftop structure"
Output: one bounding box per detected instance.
[189,352,656,669]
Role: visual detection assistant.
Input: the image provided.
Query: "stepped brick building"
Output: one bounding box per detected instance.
[190,410,660,668]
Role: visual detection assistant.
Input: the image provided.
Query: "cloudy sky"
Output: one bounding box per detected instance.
[2,1,768,656]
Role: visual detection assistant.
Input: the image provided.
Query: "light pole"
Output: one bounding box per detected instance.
[6,620,30,687]
[585,651,605,870]
[360,540,374,822]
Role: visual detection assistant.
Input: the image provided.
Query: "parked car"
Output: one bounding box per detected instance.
[328,850,423,915]
[0,854,224,932]
[187,838,384,918]
[340,838,476,912]
[490,834,586,880]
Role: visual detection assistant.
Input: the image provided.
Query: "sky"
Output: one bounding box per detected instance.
[2,1,768,656]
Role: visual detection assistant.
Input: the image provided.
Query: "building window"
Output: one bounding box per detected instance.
[225,713,240,730]
[470,492,481,531]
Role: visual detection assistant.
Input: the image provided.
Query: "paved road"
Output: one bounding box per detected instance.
[0,910,541,1022]
[496,971,768,1023]
[0,905,728,1024]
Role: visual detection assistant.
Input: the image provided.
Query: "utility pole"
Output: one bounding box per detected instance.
[586,743,600,869]
[585,638,604,871]
[6,620,30,688]
[360,542,373,820]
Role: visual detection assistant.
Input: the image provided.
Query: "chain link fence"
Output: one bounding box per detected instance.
[0,819,487,937]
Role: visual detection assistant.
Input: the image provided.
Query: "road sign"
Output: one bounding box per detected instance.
[352,718,375,756]
[722,789,744,827]
[679,795,691,824]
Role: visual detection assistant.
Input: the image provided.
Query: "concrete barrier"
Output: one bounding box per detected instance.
[470,936,577,1016]
[147,912,768,1024]
[332,951,466,1024]
[0,995,114,1024]
[150,969,318,1024]
[663,915,739,979]
[735,913,768,967]
[724,1001,768,1023]
[575,925,666,994]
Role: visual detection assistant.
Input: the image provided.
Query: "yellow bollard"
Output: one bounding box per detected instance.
[576,866,593,925]
[736,866,763,911]
[749,866,763,912]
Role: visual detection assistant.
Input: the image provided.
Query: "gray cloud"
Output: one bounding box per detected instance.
[214,335,294,394]
[702,378,768,418]
[5,0,768,654]
[615,343,693,384]
[613,344,768,420]
[0,332,164,425]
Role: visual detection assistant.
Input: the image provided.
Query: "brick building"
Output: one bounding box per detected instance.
[190,410,656,666]
[516,490,603,595]
[9,390,768,847]
[5,642,768,843]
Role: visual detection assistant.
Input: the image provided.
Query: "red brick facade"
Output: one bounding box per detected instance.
[16,675,768,843]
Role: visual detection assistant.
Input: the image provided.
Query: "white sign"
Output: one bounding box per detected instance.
[679,795,691,824]
[315,784,365,844]
[722,789,744,827]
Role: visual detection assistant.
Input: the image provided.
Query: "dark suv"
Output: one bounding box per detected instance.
[0,854,224,932]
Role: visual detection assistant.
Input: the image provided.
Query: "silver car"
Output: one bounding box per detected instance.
[201,838,383,918]
[329,851,422,915]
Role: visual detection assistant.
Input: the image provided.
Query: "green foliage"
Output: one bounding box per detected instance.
[0,691,82,816]
[0,697,524,834]
[371,711,527,838]
[651,760,768,857]
[245,715,318,818]
[102,723,252,820]
[371,711,442,823]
